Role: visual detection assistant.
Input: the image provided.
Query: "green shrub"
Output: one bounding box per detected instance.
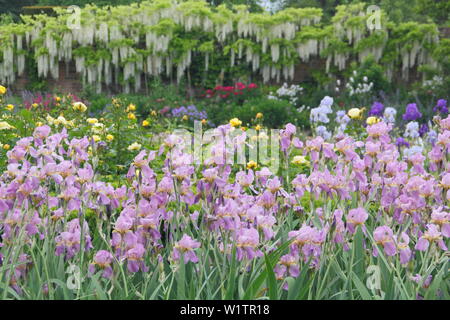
[230,97,303,129]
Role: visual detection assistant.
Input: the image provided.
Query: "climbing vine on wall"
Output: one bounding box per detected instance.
[0,0,444,92]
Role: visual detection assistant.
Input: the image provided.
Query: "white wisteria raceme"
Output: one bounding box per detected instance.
[0,0,442,91]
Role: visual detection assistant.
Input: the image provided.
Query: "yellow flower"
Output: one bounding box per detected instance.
[106,134,114,142]
[151,110,157,117]
[87,118,98,125]
[92,135,101,142]
[247,160,257,169]
[127,142,142,151]
[256,112,263,119]
[91,122,104,134]
[241,126,247,131]
[46,115,55,124]
[5,104,14,111]
[229,118,242,127]
[292,155,310,166]
[142,120,150,127]
[348,108,364,119]
[128,113,136,120]
[36,121,43,127]
[55,96,61,102]
[57,116,68,126]
[0,121,15,130]
[255,125,262,131]
[127,104,136,112]
[72,102,87,112]
[0,85,6,95]
[182,115,189,121]
[3,144,10,150]
[366,116,380,125]
[32,103,39,108]
[201,119,207,125]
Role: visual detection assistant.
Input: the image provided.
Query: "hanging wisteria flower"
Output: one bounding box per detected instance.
[173,234,201,263]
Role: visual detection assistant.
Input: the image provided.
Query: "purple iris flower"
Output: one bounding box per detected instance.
[396,137,410,148]
[402,103,422,121]
[433,99,448,114]
[368,101,384,117]
[419,123,429,137]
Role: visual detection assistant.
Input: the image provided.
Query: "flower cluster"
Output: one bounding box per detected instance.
[171,105,208,121]
[204,82,258,99]
[0,92,449,298]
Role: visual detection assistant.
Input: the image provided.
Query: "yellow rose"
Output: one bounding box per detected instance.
[72,102,87,112]
[32,103,39,108]
[87,118,98,125]
[201,119,207,125]
[256,112,263,119]
[3,144,10,150]
[229,118,242,127]
[127,104,136,112]
[106,134,114,142]
[255,125,262,131]
[292,155,310,165]
[348,108,364,119]
[0,85,6,95]
[5,104,14,111]
[128,113,136,120]
[247,160,257,169]
[142,120,150,127]
[366,116,380,125]
[55,96,61,102]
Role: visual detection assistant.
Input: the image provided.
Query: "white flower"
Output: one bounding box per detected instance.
[383,107,397,123]
[403,146,423,159]
[427,130,438,144]
[404,121,420,139]
[319,96,333,108]
[315,125,331,140]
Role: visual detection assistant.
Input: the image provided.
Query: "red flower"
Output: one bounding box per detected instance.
[235,82,246,90]
[248,83,258,89]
